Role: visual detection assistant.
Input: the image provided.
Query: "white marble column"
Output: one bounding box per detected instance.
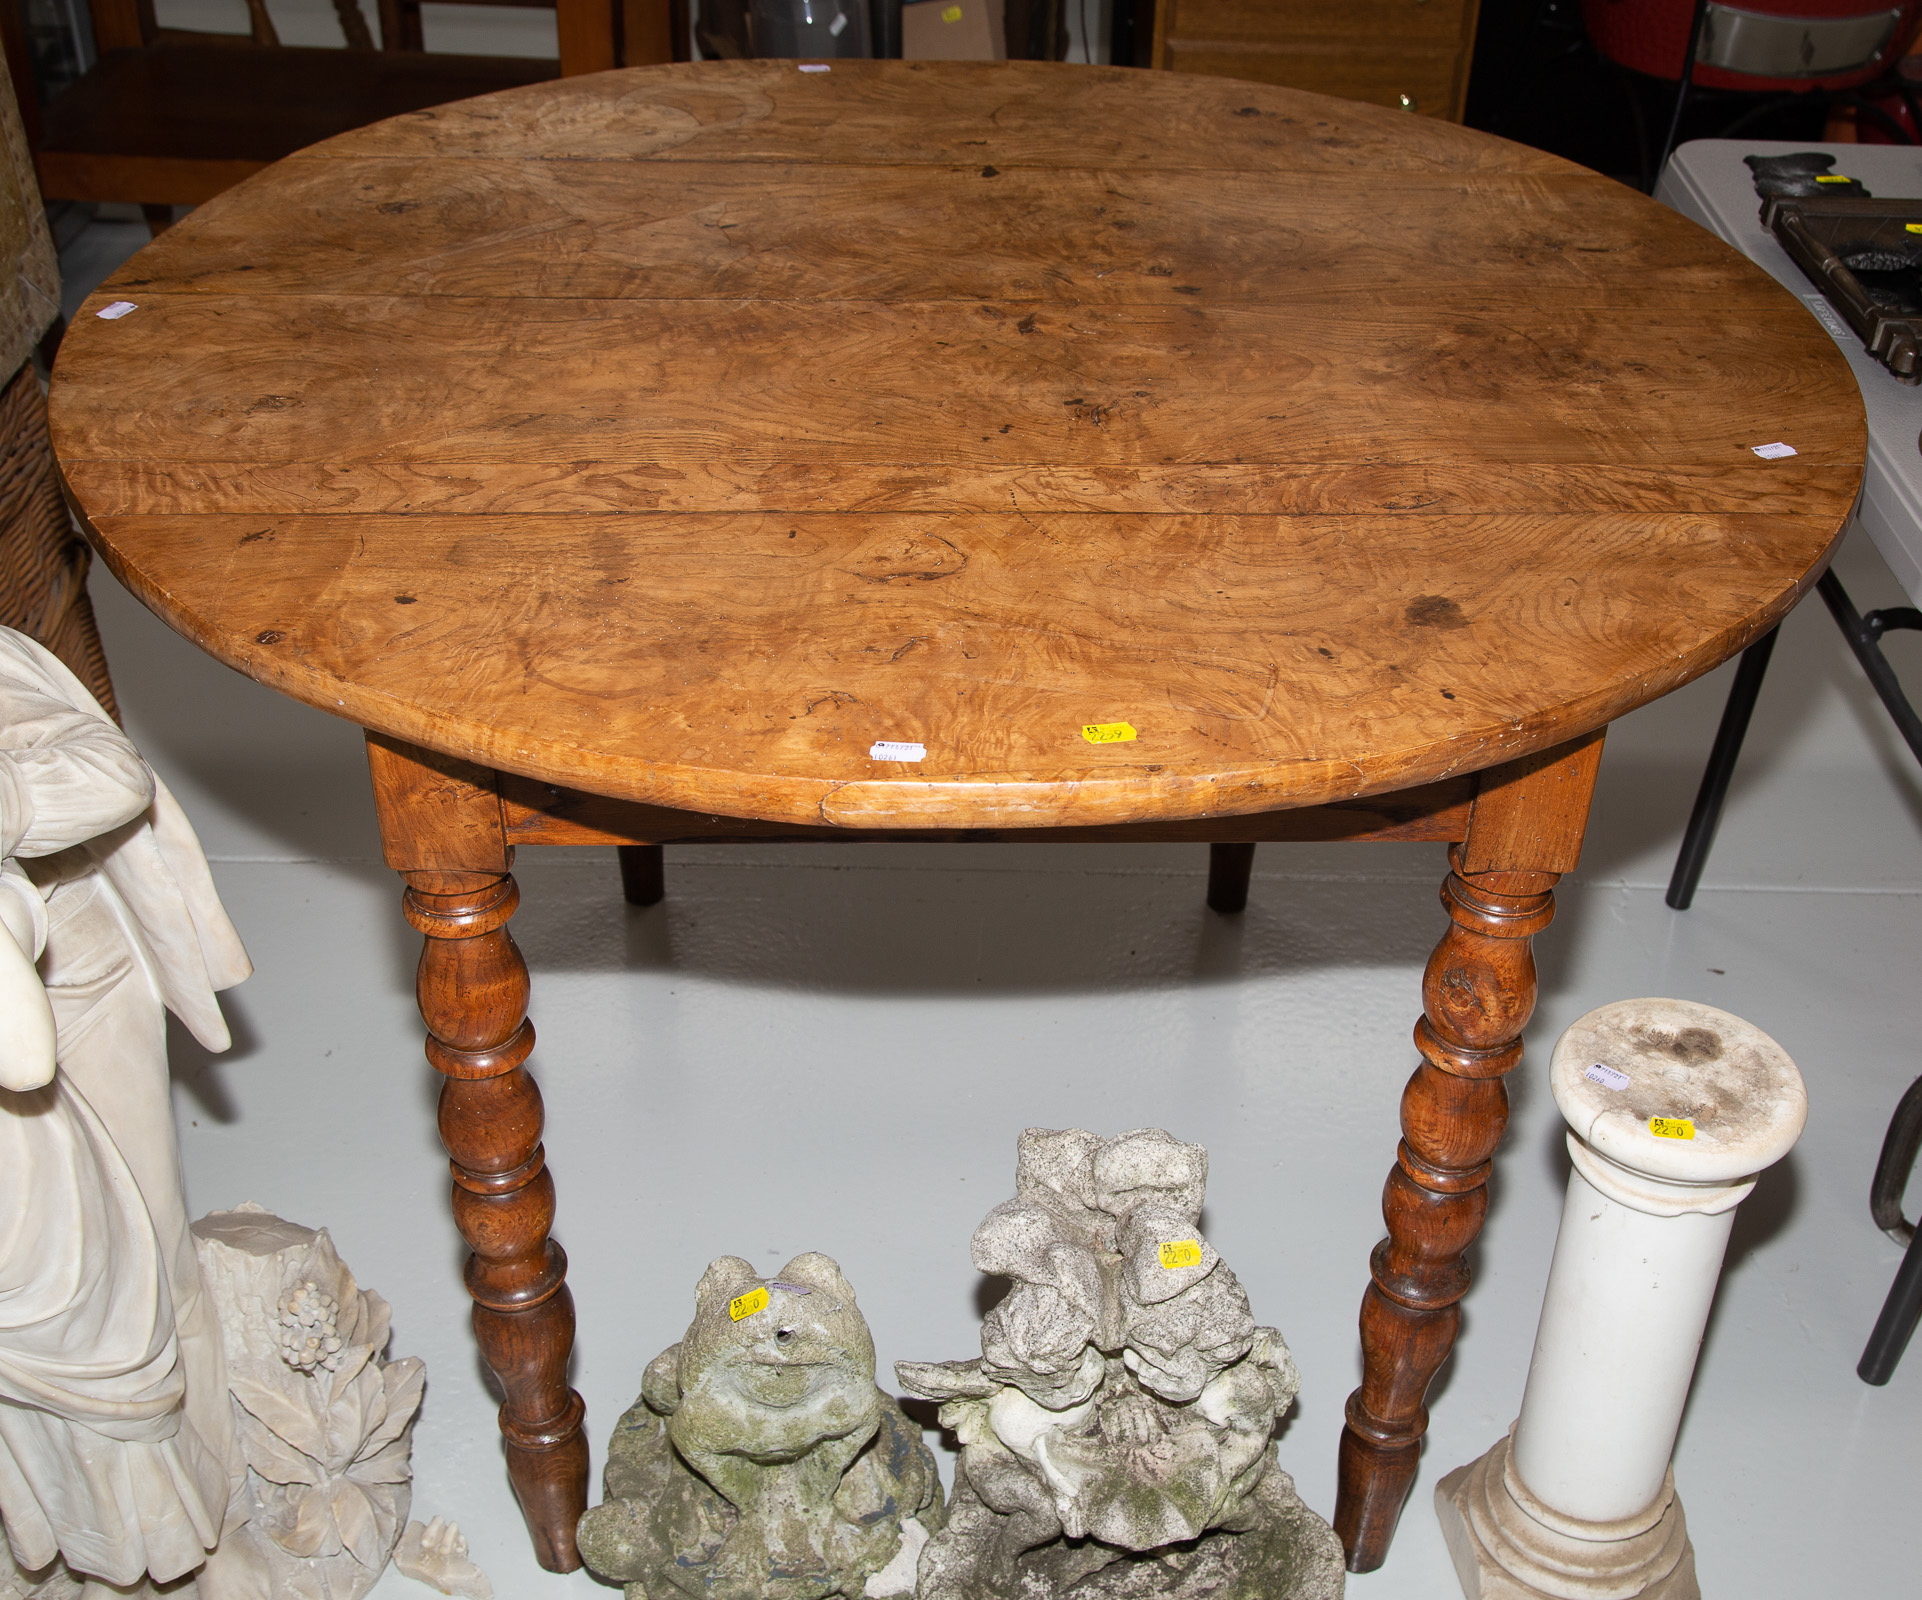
[1435,998,1806,1600]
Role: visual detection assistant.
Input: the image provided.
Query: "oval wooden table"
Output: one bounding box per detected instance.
[49,60,1864,1578]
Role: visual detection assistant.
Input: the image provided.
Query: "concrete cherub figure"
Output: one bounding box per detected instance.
[576,1252,943,1600]
[0,628,251,1598]
[898,1128,1343,1600]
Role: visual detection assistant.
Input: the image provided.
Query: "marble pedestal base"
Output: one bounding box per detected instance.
[1435,1432,1698,1600]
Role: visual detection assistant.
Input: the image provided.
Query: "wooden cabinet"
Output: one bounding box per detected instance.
[1151,0,1482,122]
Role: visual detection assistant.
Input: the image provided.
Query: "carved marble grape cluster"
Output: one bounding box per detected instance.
[277,1281,345,1374]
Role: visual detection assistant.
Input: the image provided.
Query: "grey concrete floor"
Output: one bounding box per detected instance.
[54,210,1922,1597]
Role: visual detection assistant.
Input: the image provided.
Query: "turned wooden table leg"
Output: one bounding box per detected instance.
[368,735,588,1572]
[1334,850,1555,1566]
[1333,733,1604,1572]
[405,869,587,1571]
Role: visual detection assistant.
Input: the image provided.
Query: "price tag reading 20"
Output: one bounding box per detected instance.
[1158,1239,1203,1270]
[1648,1117,1695,1141]
[729,1286,770,1322]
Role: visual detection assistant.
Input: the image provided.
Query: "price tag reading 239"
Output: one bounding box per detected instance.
[728,1286,770,1321]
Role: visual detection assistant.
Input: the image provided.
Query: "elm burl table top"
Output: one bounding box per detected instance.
[49,61,1864,830]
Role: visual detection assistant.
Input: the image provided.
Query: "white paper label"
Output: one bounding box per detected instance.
[869,740,925,761]
[96,301,137,320]
[1584,1062,1631,1091]
[1751,442,1798,460]
[1804,295,1851,341]
[798,62,830,71]
[829,11,848,33]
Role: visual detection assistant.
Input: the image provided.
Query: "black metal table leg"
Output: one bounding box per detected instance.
[1870,1075,1922,1246]
[1670,569,1922,910]
[1860,1229,1922,1384]
[1666,626,1780,909]
[1667,574,1922,1378]
[1860,1075,1922,1383]
[1817,569,1922,1384]
[1816,569,1922,763]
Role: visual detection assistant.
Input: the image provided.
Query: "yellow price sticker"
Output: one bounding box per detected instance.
[1815,174,1854,184]
[1907,223,1922,234]
[941,3,962,18]
[1649,1117,1695,1141]
[1158,1239,1203,1270]
[1082,722,1138,744]
[729,1286,769,1322]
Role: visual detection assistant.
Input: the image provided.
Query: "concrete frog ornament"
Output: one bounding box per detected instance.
[576,1252,942,1600]
[898,1128,1343,1600]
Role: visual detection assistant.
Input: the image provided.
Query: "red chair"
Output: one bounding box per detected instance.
[1584,0,1922,174]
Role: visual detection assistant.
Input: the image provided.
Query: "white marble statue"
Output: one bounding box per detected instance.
[1436,1000,1808,1600]
[899,1128,1344,1600]
[193,1207,426,1600]
[0,628,251,1598]
[392,1518,493,1600]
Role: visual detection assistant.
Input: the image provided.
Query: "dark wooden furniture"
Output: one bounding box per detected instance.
[18,0,680,222]
[49,60,1864,1576]
[378,0,687,71]
[1153,0,1483,120]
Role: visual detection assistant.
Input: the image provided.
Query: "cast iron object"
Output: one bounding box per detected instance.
[1745,150,1871,199]
[1762,191,1922,381]
[1870,1073,1922,1247]
[1859,1073,1922,1384]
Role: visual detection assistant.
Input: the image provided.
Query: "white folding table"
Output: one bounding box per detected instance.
[1659,137,1922,1383]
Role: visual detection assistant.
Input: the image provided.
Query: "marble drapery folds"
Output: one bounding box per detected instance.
[0,628,250,1593]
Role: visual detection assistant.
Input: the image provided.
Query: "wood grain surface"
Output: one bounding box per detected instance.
[51,60,1865,829]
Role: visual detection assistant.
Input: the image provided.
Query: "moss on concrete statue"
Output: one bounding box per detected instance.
[576,1252,943,1600]
[897,1128,1343,1600]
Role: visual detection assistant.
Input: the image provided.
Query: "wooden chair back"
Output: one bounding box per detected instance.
[1152,0,1482,122]
[83,0,673,75]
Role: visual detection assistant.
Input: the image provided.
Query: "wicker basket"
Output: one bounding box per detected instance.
[0,363,117,718]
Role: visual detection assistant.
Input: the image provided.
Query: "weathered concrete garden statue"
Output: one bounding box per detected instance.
[576,1252,943,1600]
[898,1128,1343,1600]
